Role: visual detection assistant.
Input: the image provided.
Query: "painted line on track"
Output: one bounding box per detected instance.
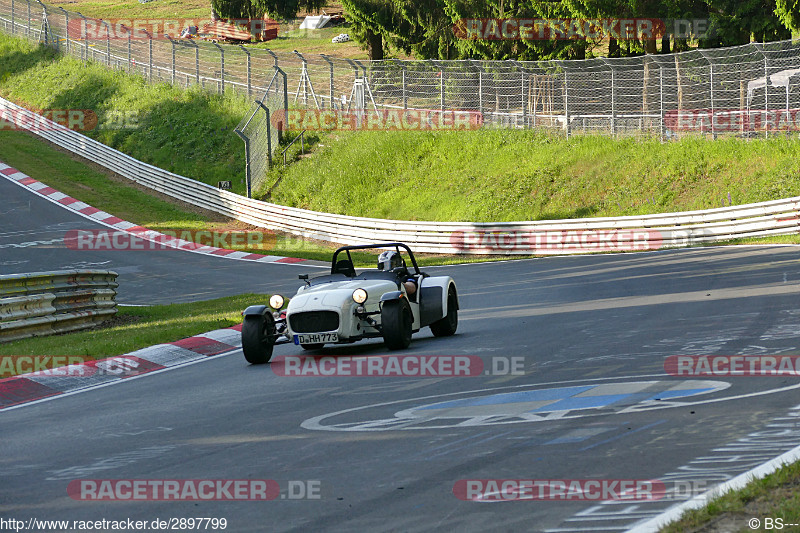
[0,324,243,412]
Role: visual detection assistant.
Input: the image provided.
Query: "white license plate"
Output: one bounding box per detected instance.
[294,333,338,345]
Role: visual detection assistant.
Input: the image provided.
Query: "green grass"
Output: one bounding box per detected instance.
[662,460,800,532]
[0,293,264,371]
[264,128,800,222]
[0,32,251,194]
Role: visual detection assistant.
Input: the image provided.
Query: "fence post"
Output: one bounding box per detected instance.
[212,42,224,93]
[194,40,200,86]
[27,0,31,38]
[563,67,570,137]
[659,65,665,141]
[320,54,334,108]
[235,129,252,198]
[11,0,15,35]
[601,58,616,135]
[76,12,87,62]
[102,19,110,66]
[145,29,152,82]
[764,51,769,138]
[55,6,68,53]
[266,48,278,68]
[275,65,288,142]
[168,36,176,84]
[34,0,48,46]
[400,61,407,109]
[699,50,715,138]
[514,61,527,128]
[126,24,131,72]
[238,45,251,96]
[259,103,272,169]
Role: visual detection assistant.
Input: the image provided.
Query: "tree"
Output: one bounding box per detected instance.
[211,0,326,21]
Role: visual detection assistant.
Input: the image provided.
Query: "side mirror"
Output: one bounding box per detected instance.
[299,274,310,287]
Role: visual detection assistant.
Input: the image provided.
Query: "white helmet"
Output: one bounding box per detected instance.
[378,250,404,271]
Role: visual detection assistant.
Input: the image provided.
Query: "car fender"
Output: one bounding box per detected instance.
[419,276,457,326]
[242,304,270,316]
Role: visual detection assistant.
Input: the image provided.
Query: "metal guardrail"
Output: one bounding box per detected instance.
[0,270,118,342]
[1,96,800,254]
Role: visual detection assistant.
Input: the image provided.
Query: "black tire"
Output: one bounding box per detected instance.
[381,298,413,350]
[301,343,325,351]
[430,285,458,337]
[241,314,276,364]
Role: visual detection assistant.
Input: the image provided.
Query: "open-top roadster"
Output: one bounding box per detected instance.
[241,242,459,363]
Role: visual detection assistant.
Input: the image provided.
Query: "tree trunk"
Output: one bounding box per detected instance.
[609,37,619,58]
[366,30,383,60]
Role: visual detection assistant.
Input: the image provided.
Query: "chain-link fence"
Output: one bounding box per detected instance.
[235,67,287,197]
[4,0,800,141]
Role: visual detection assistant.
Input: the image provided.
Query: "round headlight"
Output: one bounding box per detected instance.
[269,294,285,310]
[352,288,368,304]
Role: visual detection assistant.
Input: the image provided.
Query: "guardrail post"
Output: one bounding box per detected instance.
[238,45,251,96]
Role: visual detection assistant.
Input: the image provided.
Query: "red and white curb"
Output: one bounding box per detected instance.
[0,324,243,411]
[0,161,313,265]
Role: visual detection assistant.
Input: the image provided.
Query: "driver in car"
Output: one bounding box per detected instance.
[378,250,417,296]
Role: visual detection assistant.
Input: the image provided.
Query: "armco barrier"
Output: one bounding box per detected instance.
[2,96,800,254]
[0,270,118,342]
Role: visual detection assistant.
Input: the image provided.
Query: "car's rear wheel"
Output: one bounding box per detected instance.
[382,298,413,350]
[430,285,458,337]
[301,343,324,351]
[242,314,276,364]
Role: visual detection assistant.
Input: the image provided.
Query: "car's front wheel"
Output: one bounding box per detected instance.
[430,285,458,337]
[242,314,276,364]
[381,298,413,350]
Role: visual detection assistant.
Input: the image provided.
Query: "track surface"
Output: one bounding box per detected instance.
[3,176,800,531]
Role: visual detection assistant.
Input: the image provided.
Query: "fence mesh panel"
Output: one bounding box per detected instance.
[5,0,800,196]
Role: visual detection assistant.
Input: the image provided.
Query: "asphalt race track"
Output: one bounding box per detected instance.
[4,174,800,532]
